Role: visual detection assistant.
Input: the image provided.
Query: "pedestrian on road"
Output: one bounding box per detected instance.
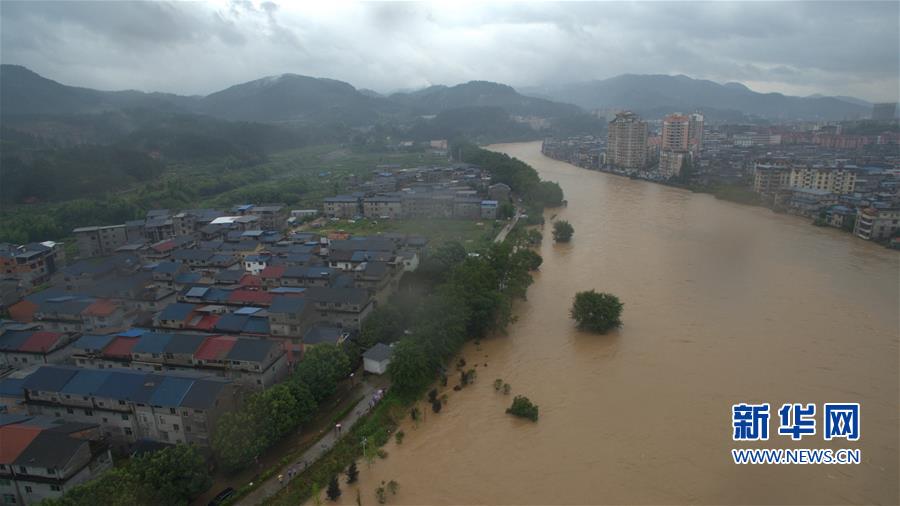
[278,474,284,486]
[335,423,342,436]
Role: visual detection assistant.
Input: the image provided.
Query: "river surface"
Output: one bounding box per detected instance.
[332,141,899,505]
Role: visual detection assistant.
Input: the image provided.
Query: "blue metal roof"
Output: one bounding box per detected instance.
[164,334,207,354]
[0,378,26,398]
[94,370,149,401]
[159,303,195,321]
[153,261,180,274]
[149,376,193,407]
[303,325,343,345]
[243,317,270,335]
[186,287,210,298]
[181,379,226,409]
[234,306,262,315]
[269,287,306,295]
[23,367,79,392]
[175,272,202,284]
[0,330,33,351]
[119,328,147,338]
[129,373,166,404]
[269,296,306,314]
[227,339,273,362]
[61,369,111,396]
[132,333,173,354]
[214,314,247,333]
[73,334,116,352]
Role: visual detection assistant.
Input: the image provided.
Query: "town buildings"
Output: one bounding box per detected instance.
[658,112,705,178]
[0,242,65,289]
[73,226,129,258]
[0,415,114,505]
[21,365,237,448]
[607,112,648,170]
[854,207,900,240]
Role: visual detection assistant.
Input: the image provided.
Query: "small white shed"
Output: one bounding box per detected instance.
[363,343,393,375]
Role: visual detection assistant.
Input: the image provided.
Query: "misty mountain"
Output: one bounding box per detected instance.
[527,74,870,121]
[194,73,403,124]
[390,81,581,118]
[0,65,578,125]
[0,65,195,117]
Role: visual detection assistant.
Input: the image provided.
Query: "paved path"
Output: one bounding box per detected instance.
[494,212,521,243]
[237,381,380,506]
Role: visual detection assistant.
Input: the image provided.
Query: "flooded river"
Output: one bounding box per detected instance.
[334,141,899,505]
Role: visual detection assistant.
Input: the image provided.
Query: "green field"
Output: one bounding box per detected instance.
[306,217,503,250]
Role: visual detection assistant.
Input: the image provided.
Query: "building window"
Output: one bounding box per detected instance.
[0,479,9,487]
[50,485,61,492]
[169,408,176,415]
[66,408,74,414]
[121,414,129,421]
[125,428,133,436]
[173,424,180,431]
[84,409,93,416]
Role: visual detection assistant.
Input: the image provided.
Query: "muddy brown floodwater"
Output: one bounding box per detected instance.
[329,141,899,506]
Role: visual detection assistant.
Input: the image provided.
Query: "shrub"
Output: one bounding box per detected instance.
[506,395,539,422]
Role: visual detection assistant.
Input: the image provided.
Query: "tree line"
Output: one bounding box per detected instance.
[41,444,210,506]
[385,240,540,399]
[212,344,352,472]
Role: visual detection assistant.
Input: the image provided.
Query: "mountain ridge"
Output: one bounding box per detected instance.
[0,64,879,123]
[523,74,871,120]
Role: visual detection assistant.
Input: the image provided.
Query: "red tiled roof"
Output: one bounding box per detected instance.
[191,313,220,331]
[82,299,117,317]
[8,300,38,322]
[0,425,42,464]
[102,336,139,358]
[19,331,63,353]
[260,265,286,279]
[239,274,262,287]
[194,335,237,361]
[151,239,177,253]
[228,289,273,305]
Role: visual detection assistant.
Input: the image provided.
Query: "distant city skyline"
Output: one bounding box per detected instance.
[1,1,898,101]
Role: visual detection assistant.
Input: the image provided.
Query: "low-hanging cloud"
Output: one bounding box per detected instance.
[1,1,897,101]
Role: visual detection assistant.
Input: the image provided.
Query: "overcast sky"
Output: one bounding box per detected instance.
[2,1,898,101]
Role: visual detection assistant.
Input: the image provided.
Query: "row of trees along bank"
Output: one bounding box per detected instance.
[451,140,564,223]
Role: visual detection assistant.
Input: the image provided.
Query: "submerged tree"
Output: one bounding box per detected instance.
[327,475,342,502]
[570,290,623,333]
[506,395,539,422]
[552,220,574,242]
[346,461,359,484]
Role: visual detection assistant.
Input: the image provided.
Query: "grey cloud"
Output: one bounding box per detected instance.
[1,1,897,101]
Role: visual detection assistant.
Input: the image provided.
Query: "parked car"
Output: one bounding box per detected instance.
[208,487,236,506]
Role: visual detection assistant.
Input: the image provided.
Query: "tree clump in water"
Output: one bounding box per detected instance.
[570,290,623,333]
[506,395,539,422]
[552,220,574,242]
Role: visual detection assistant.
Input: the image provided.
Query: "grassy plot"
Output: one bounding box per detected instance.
[308,218,504,250]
